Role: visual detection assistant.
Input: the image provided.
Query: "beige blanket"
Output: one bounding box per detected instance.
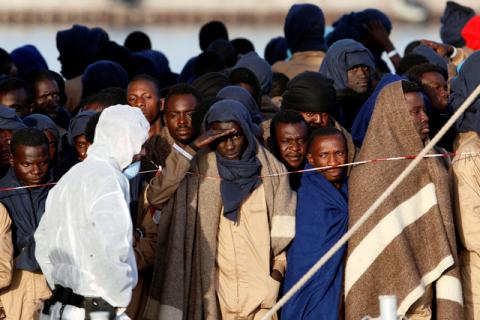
[345,81,463,319]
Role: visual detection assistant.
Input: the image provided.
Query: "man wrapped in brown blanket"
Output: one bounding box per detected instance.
[345,80,463,319]
[144,99,296,320]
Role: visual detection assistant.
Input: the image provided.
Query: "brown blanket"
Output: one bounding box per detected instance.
[144,144,296,320]
[345,81,463,319]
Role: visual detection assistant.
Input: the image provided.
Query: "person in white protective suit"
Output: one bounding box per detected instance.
[34,104,150,320]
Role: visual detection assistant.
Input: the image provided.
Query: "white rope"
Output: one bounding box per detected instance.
[260,83,480,320]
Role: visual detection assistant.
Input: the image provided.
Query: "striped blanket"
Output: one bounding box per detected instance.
[345,81,463,319]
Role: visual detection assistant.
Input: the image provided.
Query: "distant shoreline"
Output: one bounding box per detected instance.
[0,9,448,26]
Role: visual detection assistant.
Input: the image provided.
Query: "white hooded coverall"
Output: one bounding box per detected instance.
[34,105,150,319]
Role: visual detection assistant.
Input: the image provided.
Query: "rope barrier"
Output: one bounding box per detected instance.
[2,152,480,192]
[260,83,480,320]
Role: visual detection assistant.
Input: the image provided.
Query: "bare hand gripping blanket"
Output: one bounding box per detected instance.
[144,144,296,320]
[345,81,463,319]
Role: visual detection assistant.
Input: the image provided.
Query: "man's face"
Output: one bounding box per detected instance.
[0,130,12,170]
[298,111,330,129]
[33,79,60,117]
[306,134,347,188]
[0,88,32,118]
[347,65,370,94]
[405,92,429,142]
[210,121,246,161]
[275,122,308,169]
[10,144,49,186]
[164,94,197,145]
[420,71,449,111]
[127,79,161,124]
[74,134,90,161]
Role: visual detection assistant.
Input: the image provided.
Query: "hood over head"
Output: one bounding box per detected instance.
[319,39,375,91]
[67,111,96,146]
[56,24,109,79]
[284,3,326,53]
[217,85,264,125]
[192,71,229,99]
[440,1,475,47]
[23,113,60,143]
[0,105,27,131]
[10,45,48,77]
[87,104,149,170]
[81,60,129,99]
[234,52,272,94]
[203,99,261,221]
[282,71,336,113]
[199,20,229,51]
[411,44,449,75]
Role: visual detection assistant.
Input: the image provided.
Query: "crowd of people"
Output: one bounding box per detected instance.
[0,1,479,319]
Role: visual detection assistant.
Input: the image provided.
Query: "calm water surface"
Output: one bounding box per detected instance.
[0,23,441,74]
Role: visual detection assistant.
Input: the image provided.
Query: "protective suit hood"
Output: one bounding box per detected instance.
[87,105,149,170]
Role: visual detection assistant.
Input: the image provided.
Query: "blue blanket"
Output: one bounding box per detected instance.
[282,164,348,320]
[351,73,403,147]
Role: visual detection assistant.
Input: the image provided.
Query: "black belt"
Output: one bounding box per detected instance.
[43,285,116,320]
[51,285,84,308]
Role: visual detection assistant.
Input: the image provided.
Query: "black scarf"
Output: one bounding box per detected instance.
[204,99,261,221]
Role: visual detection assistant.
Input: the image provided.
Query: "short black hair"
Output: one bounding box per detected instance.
[396,54,429,75]
[307,127,346,153]
[129,74,162,97]
[269,72,290,98]
[85,112,102,144]
[24,68,57,88]
[401,80,423,94]
[0,77,33,99]
[0,48,14,76]
[165,83,202,109]
[10,127,49,156]
[405,62,448,83]
[269,110,307,156]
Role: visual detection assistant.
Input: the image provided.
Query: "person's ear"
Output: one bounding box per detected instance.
[306,152,314,166]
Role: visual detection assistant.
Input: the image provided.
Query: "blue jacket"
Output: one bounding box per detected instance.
[0,168,52,271]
